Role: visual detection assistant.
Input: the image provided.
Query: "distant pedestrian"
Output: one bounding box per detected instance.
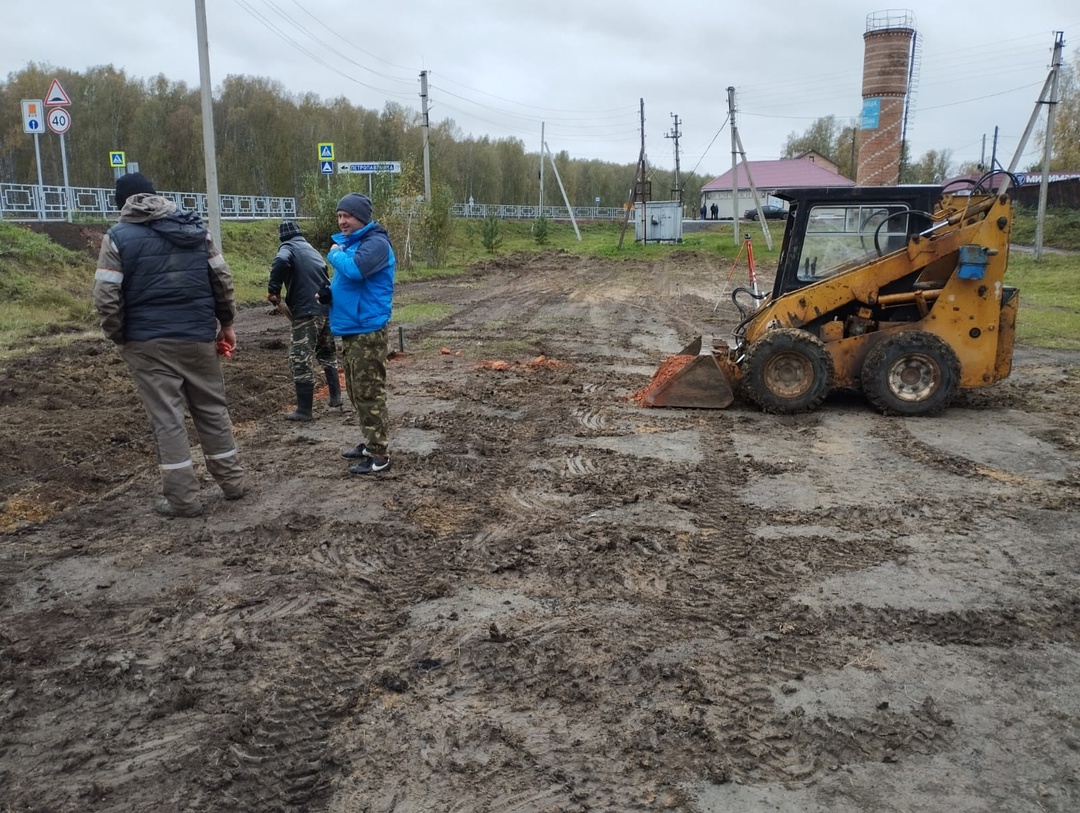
[267,220,341,421]
[700,203,707,220]
[710,202,719,220]
[324,193,396,475]
[93,172,245,517]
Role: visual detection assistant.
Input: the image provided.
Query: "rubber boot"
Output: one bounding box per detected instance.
[324,365,342,409]
[284,382,315,421]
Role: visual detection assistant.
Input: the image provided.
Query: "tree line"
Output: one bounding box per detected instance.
[0,63,710,211]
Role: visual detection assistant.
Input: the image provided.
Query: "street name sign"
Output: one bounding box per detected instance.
[337,161,401,174]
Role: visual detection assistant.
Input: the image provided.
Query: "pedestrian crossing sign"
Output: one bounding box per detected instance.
[318,142,334,160]
[110,151,126,167]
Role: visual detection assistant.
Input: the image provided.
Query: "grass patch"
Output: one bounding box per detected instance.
[393,301,452,323]
[0,223,97,359]
[1012,206,1080,252]
[1007,252,1080,350]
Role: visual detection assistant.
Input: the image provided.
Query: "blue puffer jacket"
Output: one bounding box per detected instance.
[327,221,395,336]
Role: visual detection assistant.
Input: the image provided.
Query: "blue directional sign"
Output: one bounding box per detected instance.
[337,161,402,174]
[320,161,334,174]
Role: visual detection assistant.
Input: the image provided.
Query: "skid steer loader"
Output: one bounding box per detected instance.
[638,176,1020,416]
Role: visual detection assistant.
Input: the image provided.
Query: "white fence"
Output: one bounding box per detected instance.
[0,182,634,224]
[451,202,625,221]
[0,183,297,222]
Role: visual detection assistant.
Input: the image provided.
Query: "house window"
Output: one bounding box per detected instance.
[796,204,910,281]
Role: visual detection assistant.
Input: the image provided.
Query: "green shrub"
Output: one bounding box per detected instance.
[420,184,456,268]
[533,215,550,246]
[481,213,502,253]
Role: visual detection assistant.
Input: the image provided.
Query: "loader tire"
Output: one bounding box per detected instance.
[861,331,961,416]
[743,328,834,414]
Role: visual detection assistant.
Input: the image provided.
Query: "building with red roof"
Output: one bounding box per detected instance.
[699,158,854,221]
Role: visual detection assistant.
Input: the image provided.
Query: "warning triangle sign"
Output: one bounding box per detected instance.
[45,79,71,106]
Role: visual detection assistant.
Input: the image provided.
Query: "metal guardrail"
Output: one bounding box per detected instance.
[0,183,297,222]
[450,203,626,221]
[0,182,634,224]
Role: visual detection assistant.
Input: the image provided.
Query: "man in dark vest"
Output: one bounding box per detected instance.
[267,220,341,421]
[93,172,246,517]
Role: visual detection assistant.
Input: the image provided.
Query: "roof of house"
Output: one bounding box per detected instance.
[702,159,854,191]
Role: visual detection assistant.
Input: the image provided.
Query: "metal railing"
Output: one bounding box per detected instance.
[0,183,297,222]
[0,182,636,224]
[450,203,627,221]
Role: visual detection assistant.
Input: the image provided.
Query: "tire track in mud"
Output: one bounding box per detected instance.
[314,353,956,805]
[166,521,468,812]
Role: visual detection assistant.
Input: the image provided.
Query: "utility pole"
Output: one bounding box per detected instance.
[539,122,545,213]
[665,113,682,202]
[640,99,648,243]
[420,71,432,204]
[727,87,771,250]
[728,87,739,243]
[1035,31,1065,261]
[617,100,647,249]
[194,0,221,249]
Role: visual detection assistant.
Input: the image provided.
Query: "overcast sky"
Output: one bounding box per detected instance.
[5,1,1078,180]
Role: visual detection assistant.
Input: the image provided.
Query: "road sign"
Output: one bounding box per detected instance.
[45,79,71,106]
[47,107,71,135]
[337,161,401,174]
[110,151,126,168]
[320,161,334,174]
[21,99,44,133]
[318,142,334,160]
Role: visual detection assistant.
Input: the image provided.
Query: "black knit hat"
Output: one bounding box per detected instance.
[279,220,303,242]
[336,193,372,224]
[114,172,156,209]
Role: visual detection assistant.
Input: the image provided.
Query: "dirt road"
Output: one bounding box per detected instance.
[1,250,1078,812]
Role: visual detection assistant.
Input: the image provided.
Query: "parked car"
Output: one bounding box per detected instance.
[744,205,787,221]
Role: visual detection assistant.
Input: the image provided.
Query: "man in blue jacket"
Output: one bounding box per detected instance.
[324,193,396,474]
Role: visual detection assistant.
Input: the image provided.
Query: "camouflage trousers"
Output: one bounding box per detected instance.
[289,316,338,383]
[341,328,390,457]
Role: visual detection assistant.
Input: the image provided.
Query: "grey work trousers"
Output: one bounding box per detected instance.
[123,339,245,510]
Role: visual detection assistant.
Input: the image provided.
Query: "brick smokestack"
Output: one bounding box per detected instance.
[857,11,915,186]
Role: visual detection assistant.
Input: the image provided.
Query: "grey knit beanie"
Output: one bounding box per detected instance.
[336,193,372,224]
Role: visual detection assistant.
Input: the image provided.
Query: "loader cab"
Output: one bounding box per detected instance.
[772,185,941,298]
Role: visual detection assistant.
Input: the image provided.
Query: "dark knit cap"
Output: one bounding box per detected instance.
[114,172,156,208]
[278,220,303,242]
[336,193,372,224]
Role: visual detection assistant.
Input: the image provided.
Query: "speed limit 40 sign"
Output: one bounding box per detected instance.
[47,107,71,135]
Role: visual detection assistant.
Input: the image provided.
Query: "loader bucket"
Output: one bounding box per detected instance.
[633,351,736,409]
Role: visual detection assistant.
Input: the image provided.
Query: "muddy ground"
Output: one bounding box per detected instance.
[1,245,1079,813]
